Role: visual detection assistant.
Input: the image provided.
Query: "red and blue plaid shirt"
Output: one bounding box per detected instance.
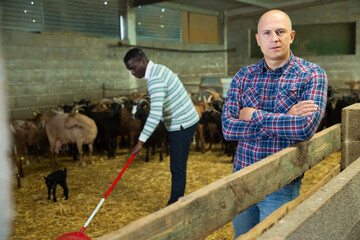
[222,53,327,172]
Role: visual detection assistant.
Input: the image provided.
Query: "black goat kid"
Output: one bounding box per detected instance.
[44,168,69,202]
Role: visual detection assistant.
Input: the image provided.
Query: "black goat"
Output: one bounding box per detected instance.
[200,109,237,161]
[82,102,122,159]
[135,107,167,162]
[44,168,68,202]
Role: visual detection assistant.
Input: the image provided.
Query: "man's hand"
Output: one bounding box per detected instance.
[239,107,256,121]
[287,100,319,117]
[131,140,144,156]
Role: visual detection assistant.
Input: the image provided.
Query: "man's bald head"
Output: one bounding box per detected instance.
[257,10,292,34]
[255,9,295,70]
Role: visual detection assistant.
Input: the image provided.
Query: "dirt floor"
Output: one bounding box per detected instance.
[9,144,341,240]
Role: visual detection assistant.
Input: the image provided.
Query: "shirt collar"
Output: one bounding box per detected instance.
[260,52,294,74]
[144,60,154,81]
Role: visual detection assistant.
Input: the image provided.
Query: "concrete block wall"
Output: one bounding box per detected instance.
[341,103,360,170]
[3,30,131,119]
[227,0,360,91]
[133,40,228,95]
[3,30,227,119]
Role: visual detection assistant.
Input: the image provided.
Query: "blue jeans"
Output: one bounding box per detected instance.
[232,177,302,239]
[167,123,198,205]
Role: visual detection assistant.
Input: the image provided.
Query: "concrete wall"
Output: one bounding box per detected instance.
[6,0,358,119]
[227,0,360,92]
[2,30,227,119]
[258,156,360,240]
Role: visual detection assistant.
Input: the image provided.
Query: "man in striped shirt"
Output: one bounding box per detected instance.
[124,48,199,206]
[222,10,327,238]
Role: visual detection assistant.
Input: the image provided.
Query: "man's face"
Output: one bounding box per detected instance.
[255,11,295,65]
[125,58,147,79]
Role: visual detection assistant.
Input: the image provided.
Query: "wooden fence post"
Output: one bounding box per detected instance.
[341,103,360,170]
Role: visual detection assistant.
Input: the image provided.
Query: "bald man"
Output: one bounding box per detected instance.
[222,10,327,237]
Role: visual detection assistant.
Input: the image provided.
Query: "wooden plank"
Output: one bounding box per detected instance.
[95,124,341,240]
[238,164,341,240]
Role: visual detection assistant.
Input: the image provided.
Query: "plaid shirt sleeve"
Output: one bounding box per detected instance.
[251,67,327,141]
[222,72,270,141]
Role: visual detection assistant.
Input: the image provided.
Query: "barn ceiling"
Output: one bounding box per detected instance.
[131,0,347,17]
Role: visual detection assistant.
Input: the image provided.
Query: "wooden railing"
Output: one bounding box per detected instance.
[95,124,341,240]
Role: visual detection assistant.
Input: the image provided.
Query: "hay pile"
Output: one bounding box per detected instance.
[10,145,340,240]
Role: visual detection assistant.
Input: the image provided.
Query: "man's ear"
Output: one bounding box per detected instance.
[290,30,296,44]
[141,58,148,65]
[255,33,260,46]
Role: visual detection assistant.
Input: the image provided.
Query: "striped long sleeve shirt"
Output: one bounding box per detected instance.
[139,60,199,143]
[222,53,328,172]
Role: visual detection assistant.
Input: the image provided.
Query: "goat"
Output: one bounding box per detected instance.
[45,110,98,167]
[193,98,209,153]
[118,99,142,152]
[44,168,68,202]
[134,105,167,162]
[10,144,23,188]
[200,109,237,161]
[81,102,122,159]
[10,110,44,164]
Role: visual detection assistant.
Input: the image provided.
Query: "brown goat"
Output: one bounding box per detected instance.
[118,100,141,152]
[10,144,24,188]
[10,110,44,164]
[193,98,209,153]
[45,111,98,167]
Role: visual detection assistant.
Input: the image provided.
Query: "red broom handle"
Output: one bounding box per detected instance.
[104,153,136,199]
[81,153,137,231]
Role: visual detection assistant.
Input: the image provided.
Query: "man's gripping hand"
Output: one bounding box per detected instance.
[239,107,256,121]
[287,100,319,117]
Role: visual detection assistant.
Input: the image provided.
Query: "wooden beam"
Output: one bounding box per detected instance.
[95,124,341,240]
[156,2,220,16]
[227,0,348,20]
[270,0,320,9]
[232,0,271,9]
[238,163,341,240]
[130,0,169,8]
[227,6,264,18]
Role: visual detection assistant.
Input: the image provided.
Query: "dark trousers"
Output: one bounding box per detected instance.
[167,122,198,205]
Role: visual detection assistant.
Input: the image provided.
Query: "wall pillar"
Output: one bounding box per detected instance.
[341,103,360,170]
